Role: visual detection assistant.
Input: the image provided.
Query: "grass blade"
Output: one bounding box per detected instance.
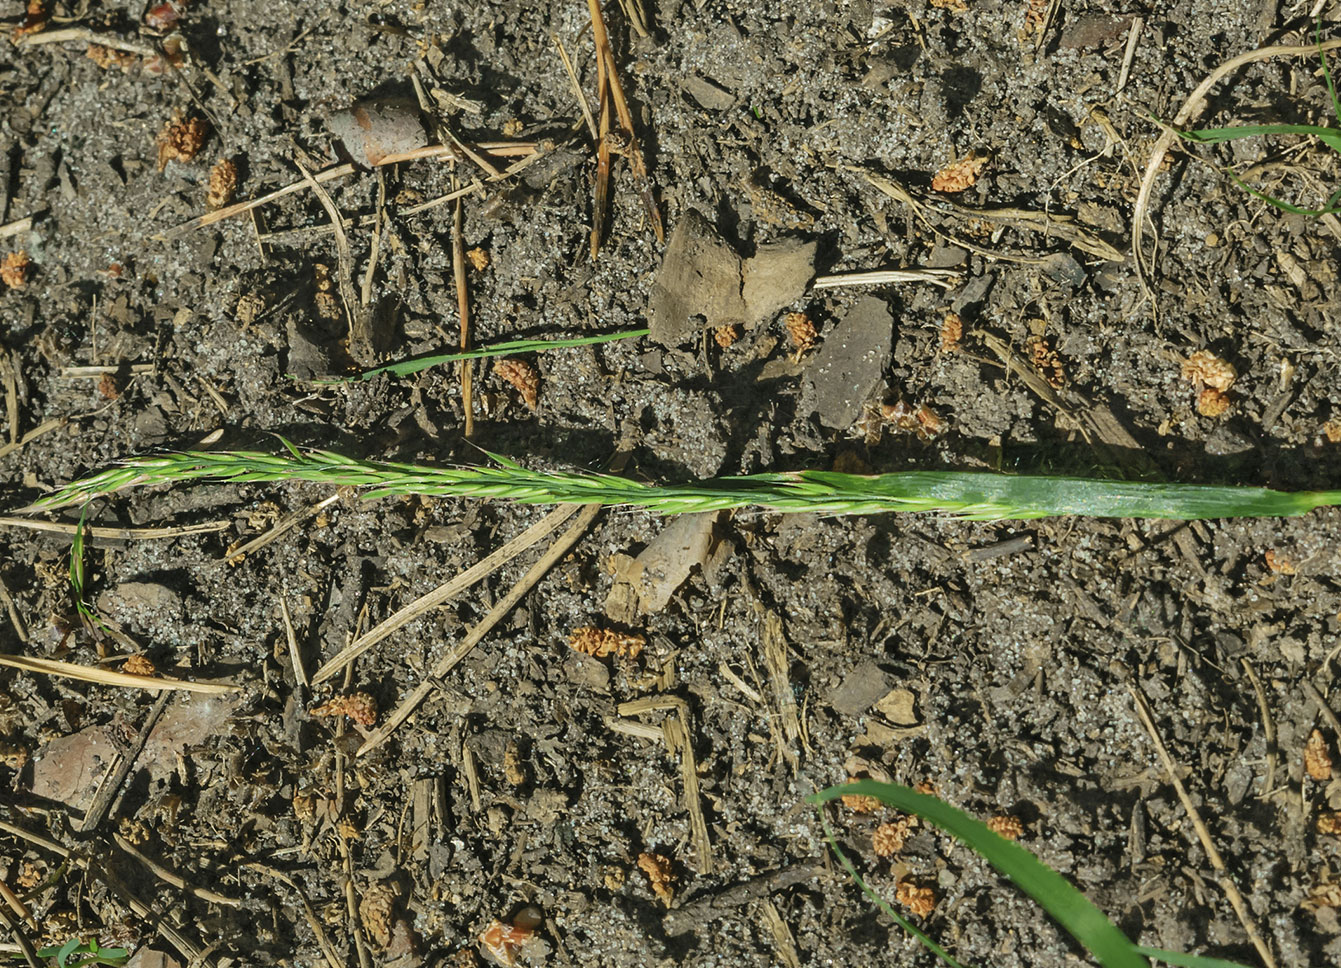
[325,328,647,382]
[1134,948,1253,968]
[817,808,970,968]
[1318,16,1341,126]
[812,780,1151,968]
[1176,122,1341,143]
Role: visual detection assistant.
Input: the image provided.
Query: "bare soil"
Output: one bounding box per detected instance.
[3,2,1341,967]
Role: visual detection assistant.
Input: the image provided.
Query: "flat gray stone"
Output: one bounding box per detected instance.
[805,296,893,429]
[827,660,894,715]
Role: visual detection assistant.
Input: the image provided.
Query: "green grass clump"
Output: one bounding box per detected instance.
[812,780,1253,968]
[1173,19,1341,216]
[28,443,1341,521]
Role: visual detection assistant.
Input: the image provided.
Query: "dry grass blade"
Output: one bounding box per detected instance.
[357,501,594,756]
[587,0,664,255]
[312,504,579,684]
[0,516,228,540]
[452,195,474,438]
[1129,686,1277,968]
[0,653,237,694]
[162,141,537,237]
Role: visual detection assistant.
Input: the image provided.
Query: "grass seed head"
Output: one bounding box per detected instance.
[873,816,917,856]
[1196,387,1231,417]
[637,852,676,906]
[1,250,31,289]
[157,113,210,170]
[986,814,1025,840]
[207,158,238,210]
[785,311,817,351]
[1306,729,1333,781]
[1181,349,1236,391]
[895,879,936,917]
[311,691,378,727]
[939,312,963,352]
[932,150,989,192]
[568,626,645,658]
[714,324,742,348]
[493,359,539,409]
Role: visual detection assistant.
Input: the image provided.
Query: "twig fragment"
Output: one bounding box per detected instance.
[1129,685,1277,968]
[0,653,237,693]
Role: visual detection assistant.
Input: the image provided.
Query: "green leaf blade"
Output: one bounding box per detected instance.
[811,780,1149,968]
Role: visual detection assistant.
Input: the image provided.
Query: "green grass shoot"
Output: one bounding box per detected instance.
[1172,18,1341,216]
[320,328,647,382]
[27,442,1341,522]
[811,780,1254,968]
[21,938,130,968]
[68,509,99,631]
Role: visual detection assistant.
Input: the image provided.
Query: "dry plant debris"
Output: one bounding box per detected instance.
[1317,812,1341,836]
[12,0,48,39]
[839,778,882,814]
[359,882,396,948]
[143,36,186,75]
[478,907,543,968]
[1305,729,1333,781]
[872,816,917,856]
[503,743,527,785]
[207,158,238,210]
[86,43,139,72]
[313,263,340,320]
[1324,420,1341,444]
[292,789,318,823]
[931,150,989,192]
[930,0,969,11]
[1,250,31,289]
[0,739,30,770]
[1022,0,1048,36]
[895,879,936,917]
[878,400,947,440]
[1263,550,1296,575]
[311,691,378,727]
[1304,881,1341,911]
[1181,351,1236,390]
[714,324,742,348]
[121,654,157,676]
[568,626,645,658]
[637,851,676,906]
[493,359,539,409]
[235,291,265,327]
[785,311,818,351]
[157,113,210,170]
[1181,349,1236,418]
[987,814,1025,840]
[466,247,491,271]
[144,0,184,31]
[1030,338,1066,388]
[939,312,963,352]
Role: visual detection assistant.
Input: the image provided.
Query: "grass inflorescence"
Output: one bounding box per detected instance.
[28,442,1341,521]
